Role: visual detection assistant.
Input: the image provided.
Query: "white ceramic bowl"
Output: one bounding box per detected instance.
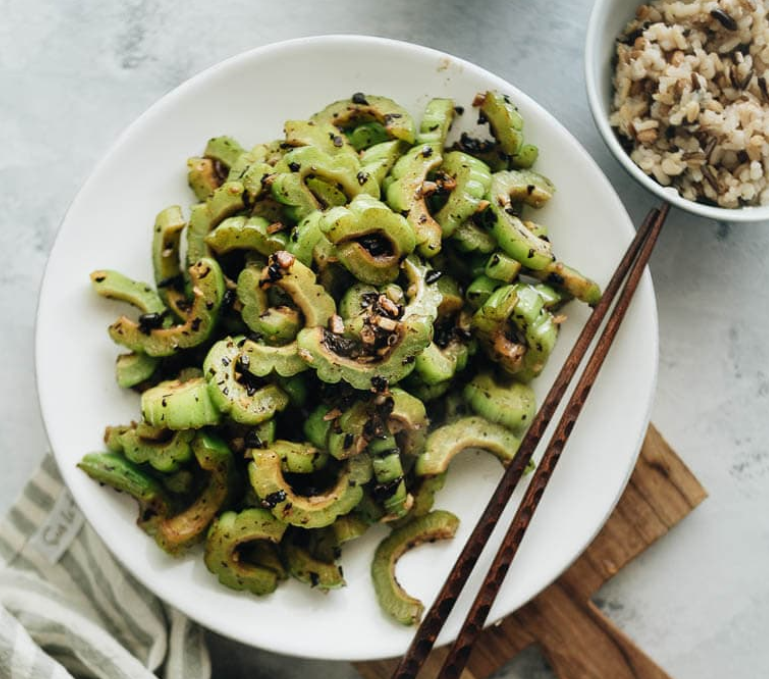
[36,35,658,660]
[586,0,769,222]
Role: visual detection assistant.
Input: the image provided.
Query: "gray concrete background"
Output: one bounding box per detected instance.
[1,0,768,676]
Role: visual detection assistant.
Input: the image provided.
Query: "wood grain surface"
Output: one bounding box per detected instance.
[354,425,707,679]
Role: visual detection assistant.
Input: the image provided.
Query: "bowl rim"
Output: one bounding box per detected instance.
[584,0,769,223]
[35,33,659,660]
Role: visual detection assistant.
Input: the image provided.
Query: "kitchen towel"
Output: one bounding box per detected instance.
[0,454,210,679]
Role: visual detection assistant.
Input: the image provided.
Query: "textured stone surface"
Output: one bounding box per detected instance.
[1,0,768,677]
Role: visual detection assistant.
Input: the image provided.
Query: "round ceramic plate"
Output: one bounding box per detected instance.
[36,35,657,661]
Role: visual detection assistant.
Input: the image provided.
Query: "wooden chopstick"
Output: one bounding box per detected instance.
[436,201,670,678]
[392,203,670,679]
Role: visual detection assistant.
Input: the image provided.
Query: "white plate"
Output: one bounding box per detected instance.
[36,35,657,661]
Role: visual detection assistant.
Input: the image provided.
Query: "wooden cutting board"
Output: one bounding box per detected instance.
[354,425,706,679]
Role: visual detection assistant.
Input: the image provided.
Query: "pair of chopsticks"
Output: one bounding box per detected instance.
[392,202,670,679]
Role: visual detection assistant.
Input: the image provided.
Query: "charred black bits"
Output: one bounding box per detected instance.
[548,272,565,285]
[157,273,184,289]
[357,234,394,258]
[455,132,496,155]
[351,92,369,105]
[263,262,284,284]
[261,490,287,508]
[221,288,236,309]
[322,329,362,359]
[371,476,403,502]
[357,171,368,186]
[138,312,165,335]
[244,430,265,449]
[288,162,301,172]
[371,375,389,393]
[190,318,202,332]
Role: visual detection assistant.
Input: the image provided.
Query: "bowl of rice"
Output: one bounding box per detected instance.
[586,0,769,221]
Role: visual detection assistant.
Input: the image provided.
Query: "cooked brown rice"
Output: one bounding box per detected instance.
[611,0,769,208]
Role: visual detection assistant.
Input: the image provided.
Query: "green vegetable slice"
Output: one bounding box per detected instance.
[434,151,493,238]
[283,119,359,159]
[108,258,226,357]
[526,261,602,306]
[187,157,220,201]
[369,432,411,520]
[346,121,390,151]
[286,211,327,267]
[141,377,221,430]
[203,337,290,425]
[388,387,429,457]
[282,531,346,591]
[296,314,432,391]
[389,473,447,529]
[491,169,555,209]
[472,283,559,381]
[414,339,471,386]
[477,90,524,157]
[204,136,245,169]
[119,427,195,473]
[311,94,416,144]
[204,508,287,596]
[386,144,444,257]
[263,440,330,475]
[450,220,497,254]
[303,404,334,449]
[321,194,416,285]
[90,270,165,315]
[415,416,521,476]
[150,205,188,315]
[115,352,159,388]
[271,146,378,223]
[416,97,455,149]
[360,139,410,185]
[371,510,459,625]
[463,371,536,437]
[241,338,308,378]
[153,432,236,554]
[248,451,372,529]
[205,215,288,257]
[485,172,553,270]
[77,452,170,521]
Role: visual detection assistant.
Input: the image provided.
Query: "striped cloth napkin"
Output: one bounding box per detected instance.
[0,454,211,679]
